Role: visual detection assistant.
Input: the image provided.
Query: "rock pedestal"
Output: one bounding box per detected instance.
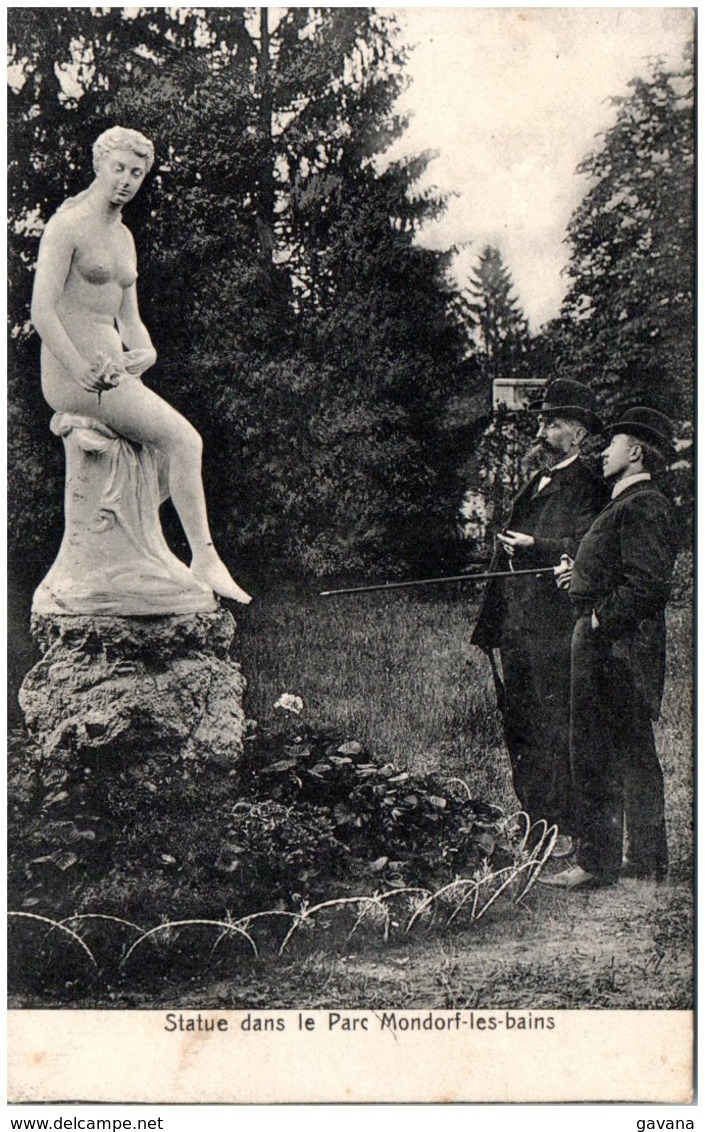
[19,610,246,766]
[13,609,246,926]
[21,414,247,767]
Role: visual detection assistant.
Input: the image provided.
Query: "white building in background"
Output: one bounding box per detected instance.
[492,377,546,412]
[459,489,489,545]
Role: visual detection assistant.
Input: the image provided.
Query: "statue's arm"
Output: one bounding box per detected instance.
[117,283,154,352]
[117,285,157,375]
[116,229,157,375]
[31,217,95,385]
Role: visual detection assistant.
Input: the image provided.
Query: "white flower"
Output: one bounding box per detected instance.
[274,693,304,716]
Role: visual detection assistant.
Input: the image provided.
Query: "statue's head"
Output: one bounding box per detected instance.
[92,127,155,175]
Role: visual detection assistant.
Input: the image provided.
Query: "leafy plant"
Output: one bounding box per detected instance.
[8,691,554,998]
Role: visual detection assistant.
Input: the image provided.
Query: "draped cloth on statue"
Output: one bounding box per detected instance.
[33,413,218,616]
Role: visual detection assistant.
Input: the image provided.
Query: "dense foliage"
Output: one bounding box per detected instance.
[8,707,552,996]
[556,54,694,420]
[8,8,470,578]
[7,715,514,922]
[461,407,541,554]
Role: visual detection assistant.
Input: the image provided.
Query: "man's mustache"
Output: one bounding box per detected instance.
[521,441,547,474]
[528,441,549,458]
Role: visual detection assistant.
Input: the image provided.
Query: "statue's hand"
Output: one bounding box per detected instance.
[76,351,124,394]
[122,347,157,376]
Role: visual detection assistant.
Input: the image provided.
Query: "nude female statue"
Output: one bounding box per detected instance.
[30,126,251,604]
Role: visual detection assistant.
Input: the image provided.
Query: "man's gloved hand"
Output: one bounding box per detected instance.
[554,554,574,590]
[497,529,535,559]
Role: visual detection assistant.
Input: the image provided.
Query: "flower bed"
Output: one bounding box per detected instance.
[8,698,554,996]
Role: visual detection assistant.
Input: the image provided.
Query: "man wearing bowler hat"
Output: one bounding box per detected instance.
[542,407,679,890]
[472,379,607,850]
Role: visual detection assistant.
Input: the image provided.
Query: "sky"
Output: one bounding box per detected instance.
[383,6,693,330]
[6,4,693,331]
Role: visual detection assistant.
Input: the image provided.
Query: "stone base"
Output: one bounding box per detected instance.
[18,609,246,766]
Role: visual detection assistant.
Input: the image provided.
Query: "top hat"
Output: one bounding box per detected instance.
[528,379,602,432]
[601,406,675,456]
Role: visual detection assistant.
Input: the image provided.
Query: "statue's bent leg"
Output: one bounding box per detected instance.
[97,377,251,603]
[33,414,217,616]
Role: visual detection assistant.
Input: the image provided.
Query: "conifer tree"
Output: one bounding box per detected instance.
[8,8,469,576]
[558,54,694,417]
[464,245,531,389]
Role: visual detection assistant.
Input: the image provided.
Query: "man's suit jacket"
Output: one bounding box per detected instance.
[569,480,679,719]
[471,457,607,649]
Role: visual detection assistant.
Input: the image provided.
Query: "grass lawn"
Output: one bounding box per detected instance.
[238,584,693,879]
[240,584,515,811]
[179,582,691,1014]
[8,579,693,1010]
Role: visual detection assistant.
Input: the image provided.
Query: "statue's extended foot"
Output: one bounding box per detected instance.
[191,549,252,604]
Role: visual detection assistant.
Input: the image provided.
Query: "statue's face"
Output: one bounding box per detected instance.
[96,147,148,206]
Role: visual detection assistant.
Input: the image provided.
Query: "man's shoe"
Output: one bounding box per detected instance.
[551,834,575,859]
[538,865,613,891]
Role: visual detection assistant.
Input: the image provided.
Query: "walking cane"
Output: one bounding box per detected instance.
[320,566,557,598]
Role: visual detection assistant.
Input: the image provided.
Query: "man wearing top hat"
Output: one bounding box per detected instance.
[471,380,607,851]
[542,407,679,890]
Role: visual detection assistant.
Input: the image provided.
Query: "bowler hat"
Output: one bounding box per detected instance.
[528,379,602,432]
[602,406,675,456]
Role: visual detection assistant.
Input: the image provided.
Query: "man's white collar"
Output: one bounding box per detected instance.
[611,472,651,499]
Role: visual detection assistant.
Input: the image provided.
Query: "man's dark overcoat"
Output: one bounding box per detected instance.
[472,458,607,830]
[568,479,679,879]
[472,458,608,648]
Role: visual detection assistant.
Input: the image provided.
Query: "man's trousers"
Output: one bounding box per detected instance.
[570,614,668,880]
[499,631,574,832]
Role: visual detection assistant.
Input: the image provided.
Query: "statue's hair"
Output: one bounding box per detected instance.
[92,126,155,173]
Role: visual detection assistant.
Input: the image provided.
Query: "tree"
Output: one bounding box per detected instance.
[8,8,471,578]
[462,245,532,389]
[461,407,538,555]
[558,53,694,418]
